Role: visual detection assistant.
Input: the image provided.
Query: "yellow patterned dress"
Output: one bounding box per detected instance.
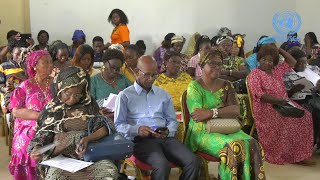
[186,80,265,180]
[120,63,136,83]
[154,72,192,142]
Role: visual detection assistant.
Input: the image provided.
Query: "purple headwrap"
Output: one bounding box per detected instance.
[26,50,50,78]
[72,30,86,43]
[286,41,302,51]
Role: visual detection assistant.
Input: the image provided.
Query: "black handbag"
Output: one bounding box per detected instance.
[232,79,247,94]
[83,116,134,162]
[272,102,305,118]
[309,91,320,110]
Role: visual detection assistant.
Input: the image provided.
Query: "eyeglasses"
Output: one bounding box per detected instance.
[62,92,83,99]
[206,61,223,69]
[138,68,159,79]
[107,61,121,72]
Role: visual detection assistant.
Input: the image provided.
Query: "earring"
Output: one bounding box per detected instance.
[101,66,105,71]
[34,67,37,71]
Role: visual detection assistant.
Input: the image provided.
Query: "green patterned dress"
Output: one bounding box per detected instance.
[185,80,265,180]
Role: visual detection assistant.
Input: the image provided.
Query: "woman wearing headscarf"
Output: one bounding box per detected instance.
[184,33,201,59]
[9,50,53,180]
[212,36,248,82]
[171,35,189,72]
[245,36,277,71]
[186,49,265,179]
[29,66,119,179]
[69,30,86,58]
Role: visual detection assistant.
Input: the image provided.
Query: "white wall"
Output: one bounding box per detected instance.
[30,0,300,55]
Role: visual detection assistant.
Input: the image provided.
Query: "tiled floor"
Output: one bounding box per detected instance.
[1,122,320,180]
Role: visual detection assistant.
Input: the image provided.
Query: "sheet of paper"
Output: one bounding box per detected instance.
[40,155,93,173]
[291,93,308,100]
[297,68,320,86]
[102,93,118,112]
[35,141,59,154]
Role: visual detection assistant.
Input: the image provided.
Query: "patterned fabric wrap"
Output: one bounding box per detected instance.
[26,50,50,78]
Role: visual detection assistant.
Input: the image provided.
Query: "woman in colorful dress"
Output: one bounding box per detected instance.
[107,9,130,48]
[185,49,266,180]
[120,44,141,83]
[247,45,315,165]
[154,51,192,142]
[29,66,119,179]
[9,50,53,180]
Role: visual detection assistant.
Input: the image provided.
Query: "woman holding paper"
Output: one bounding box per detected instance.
[9,50,54,180]
[247,45,315,165]
[29,66,118,179]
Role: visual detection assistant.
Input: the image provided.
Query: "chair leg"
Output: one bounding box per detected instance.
[1,115,5,137]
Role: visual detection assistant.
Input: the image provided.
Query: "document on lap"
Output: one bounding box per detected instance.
[103,93,118,112]
[40,155,93,173]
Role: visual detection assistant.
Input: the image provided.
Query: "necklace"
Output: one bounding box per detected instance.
[201,78,216,93]
[35,77,50,99]
[100,73,116,85]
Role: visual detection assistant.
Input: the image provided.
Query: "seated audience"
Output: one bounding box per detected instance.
[33,30,49,51]
[247,45,315,165]
[245,36,276,71]
[71,44,100,77]
[115,55,200,180]
[9,50,53,179]
[0,30,20,62]
[136,40,146,55]
[171,35,189,72]
[50,42,71,71]
[90,49,131,102]
[92,36,105,68]
[302,32,320,59]
[187,35,211,78]
[153,33,175,72]
[212,36,248,81]
[29,66,118,179]
[184,32,201,59]
[154,51,192,110]
[107,9,130,48]
[0,46,27,112]
[185,49,265,179]
[69,30,86,57]
[120,44,141,83]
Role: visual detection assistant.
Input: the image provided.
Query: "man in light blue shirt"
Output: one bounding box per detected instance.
[115,55,199,180]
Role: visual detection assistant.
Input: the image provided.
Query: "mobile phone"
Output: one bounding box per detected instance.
[19,33,32,48]
[155,127,168,133]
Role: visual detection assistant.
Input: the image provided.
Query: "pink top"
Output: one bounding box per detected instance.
[188,54,202,77]
[9,79,52,170]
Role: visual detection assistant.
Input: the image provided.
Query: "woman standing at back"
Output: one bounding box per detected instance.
[107,9,130,48]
